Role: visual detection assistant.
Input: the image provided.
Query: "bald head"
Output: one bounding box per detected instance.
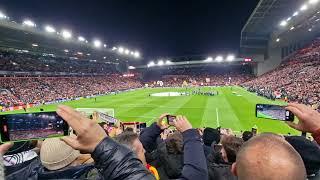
[233,133,306,180]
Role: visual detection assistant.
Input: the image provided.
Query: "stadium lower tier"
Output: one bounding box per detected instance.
[1,87,299,135]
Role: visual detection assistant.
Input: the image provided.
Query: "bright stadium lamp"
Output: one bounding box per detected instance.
[23,19,36,27]
[128,66,136,69]
[0,11,7,19]
[125,49,130,55]
[290,26,295,30]
[158,60,164,66]
[118,47,124,54]
[286,17,291,21]
[226,55,235,61]
[309,0,319,4]
[293,11,299,16]
[215,56,223,62]
[61,30,72,39]
[165,60,172,65]
[300,4,308,11]
[148,61,155,67]
[112,47,117,50]
[206,56,213,62]
[78,36,86,42]
[45,25,56,33]
[279,20,287,27]
[134,51,140,58]
[276,38,280,42]
[93,39,102,48]
[104,44,107,48]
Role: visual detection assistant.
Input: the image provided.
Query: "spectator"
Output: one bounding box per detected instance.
[207,136,243,180]
[285,136,320,179]
[202,127,221,157]
[115,131,160,179]
[38,137,99,179]
[58,105,155,180]
[139,114,208,179]
[231,133,306,180]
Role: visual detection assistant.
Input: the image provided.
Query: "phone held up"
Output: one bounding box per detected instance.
[256,104,294,122]
[166,115,176,125]
[0,111,69,143]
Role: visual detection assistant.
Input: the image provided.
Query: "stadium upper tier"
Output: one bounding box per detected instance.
[0,49,118,75]
[244,37,320,107]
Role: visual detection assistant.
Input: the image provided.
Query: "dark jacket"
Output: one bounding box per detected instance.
[140,122,208,180]
[207,151,237,180]
[92,136,155,180]
[5,157,102,180]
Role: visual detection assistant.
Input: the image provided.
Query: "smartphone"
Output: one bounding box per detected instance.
[256,104,294,121]
[0,112,69,142]
[166,115,176,125]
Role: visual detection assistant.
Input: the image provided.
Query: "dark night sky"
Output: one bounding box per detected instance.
[0,0,259,60]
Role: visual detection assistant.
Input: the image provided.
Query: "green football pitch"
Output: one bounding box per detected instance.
[1,86,299,135]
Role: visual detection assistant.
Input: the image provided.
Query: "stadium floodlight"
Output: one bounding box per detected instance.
[103,56,106,59]
[118,47,124,54]
[45,25,56,33]
[205,57,213,62]
[276,38,280,42]
[279,20,287,27]
[128,66,136,70]
[148,61,155,67]
[112,47,117,50]
[61,30,72,39]
[308,28,312,32]
[226,55,235,61]
[165,60,172,65]
[286,17,292,21]
[93,39,102,48]
[158,60,164,66]
[125,49,130,55]
[130,51,134,55]
[309,0,319,4]
[134,51,140,58]
[104,44,107,48]
[290,26,295,30]
[293,11,299,16]
[23,19,36,27]
[0,11,7,19]
[215,56,223,62]
[300,4,308,11]
[78,36,86,42]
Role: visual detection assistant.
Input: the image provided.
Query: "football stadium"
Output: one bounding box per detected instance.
[0,0,320,179]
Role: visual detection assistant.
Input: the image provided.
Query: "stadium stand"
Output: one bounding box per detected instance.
[1,1,320,180]
[244,38,320,110]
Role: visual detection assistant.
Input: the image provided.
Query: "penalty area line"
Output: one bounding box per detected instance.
[216,108,220,127]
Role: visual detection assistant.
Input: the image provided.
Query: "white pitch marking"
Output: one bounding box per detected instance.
[216,108,220,127]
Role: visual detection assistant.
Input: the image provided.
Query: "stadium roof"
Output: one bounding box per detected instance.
[240,0,305,54]
[0,19,141,63]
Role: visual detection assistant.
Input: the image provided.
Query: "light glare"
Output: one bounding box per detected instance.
[226,55,235,61]
[61,30,72,39]
[134,51,140,58]
[93,40,102,48]
[78,36,85,42]
[300,4,308,11]
[23,19,36,27]
[45,25,56,33]
[215,56,223,62]
[279,20,287,27]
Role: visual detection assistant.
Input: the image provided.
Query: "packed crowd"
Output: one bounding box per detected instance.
[0,50,117,74]
[0,103,319,180]
[244,39,320,110]
[144,66,253,87]
[0,76,142,108]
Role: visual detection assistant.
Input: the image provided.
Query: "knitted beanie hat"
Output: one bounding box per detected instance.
[40,138,80,170]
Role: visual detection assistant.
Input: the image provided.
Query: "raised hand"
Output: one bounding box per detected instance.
[286,103,320,133]
[57,105,107,153]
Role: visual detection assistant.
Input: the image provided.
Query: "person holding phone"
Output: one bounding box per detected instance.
[139,113,208,180]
